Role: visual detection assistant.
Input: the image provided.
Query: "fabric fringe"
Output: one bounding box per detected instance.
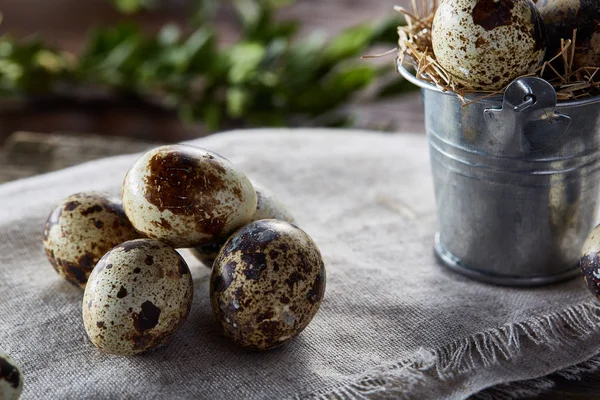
[473,348,600,399]
[469,377,555,400]
[307,302,600,400]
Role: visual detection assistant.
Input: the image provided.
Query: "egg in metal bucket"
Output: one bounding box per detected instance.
[536,0,600,69]
[432,0,546,90]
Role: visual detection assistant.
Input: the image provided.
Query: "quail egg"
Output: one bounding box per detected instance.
[0,351,23,400]
[210,220,325,351]
[43,192,140,288]
[251,185,296,223]
[432,0,546,90]
[190,185,295,268]
[536,0,600,69]
[122,145,257,248]
[83,239,193,355]
[580,224,600,298]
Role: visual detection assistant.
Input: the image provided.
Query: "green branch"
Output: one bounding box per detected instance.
[0,1,413,132]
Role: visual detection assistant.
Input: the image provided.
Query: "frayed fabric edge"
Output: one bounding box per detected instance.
[472,348,600,400]
[301,301,600,400]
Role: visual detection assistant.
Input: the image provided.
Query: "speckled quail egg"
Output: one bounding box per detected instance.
[83,239,193,355]
[210,219,325,351]
[251,185,296,223]
[0,351,23,400]
[190,185,296,268]
[432,0,546,90]
[122,145,257,248]
[43,192,140,288]
[580,224,600,298]
[536,0,600,68]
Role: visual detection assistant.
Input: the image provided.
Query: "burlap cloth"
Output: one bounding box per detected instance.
[2,129,600,399]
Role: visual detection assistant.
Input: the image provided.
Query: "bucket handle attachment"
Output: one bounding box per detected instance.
[484,77,571,155]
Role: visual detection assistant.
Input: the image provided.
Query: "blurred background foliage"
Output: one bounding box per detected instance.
[0,0,414,131]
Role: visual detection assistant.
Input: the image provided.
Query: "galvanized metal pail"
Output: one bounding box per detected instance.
[397,60,600,286]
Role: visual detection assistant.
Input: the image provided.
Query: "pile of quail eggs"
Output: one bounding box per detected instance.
[43,144,326,355]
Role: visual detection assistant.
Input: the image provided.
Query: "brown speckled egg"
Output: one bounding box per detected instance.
[210,219,325,351]
[191,185,295,268]
[43,192,140,288]
[536,0,600,68]
[251,185,295,223]
[0,351,23,400]
[82,239,193,355]
[122,145,257,248]
[432,0,546,90]
[580,224,600,298]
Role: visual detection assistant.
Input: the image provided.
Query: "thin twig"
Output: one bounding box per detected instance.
[570,29,577,72]
[361,48,399,59]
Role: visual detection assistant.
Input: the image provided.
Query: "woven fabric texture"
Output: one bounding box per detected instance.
[1,129,600,400]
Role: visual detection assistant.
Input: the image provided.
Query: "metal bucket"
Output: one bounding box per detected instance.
[397,60,600,286]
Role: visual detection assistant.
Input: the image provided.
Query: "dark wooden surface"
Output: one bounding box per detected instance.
[0,0,404,52]
[0,1,599,398]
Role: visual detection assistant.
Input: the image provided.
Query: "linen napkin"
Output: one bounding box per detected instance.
[1,128,600,399]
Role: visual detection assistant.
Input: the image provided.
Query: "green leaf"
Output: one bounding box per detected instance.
[34,50,67,73]
[290,64,377,113]
[262,38,288,64]
[183,27,216,71]
[267,0,294,8]
[111,0,156,14]
[158,24,181,47]
[322,24,374,64]
[266,21,299,40]
[281,33,326,87]
[232,0,297,42]
[178,102,197,124]
[232,0,262,30]
[0,39,13,57]
[227,42,266,84]
[327,65,377,93]
[0,60,23,81]
[226,87,250,118]
[191,0,220,24]
[80,25,140,64]
[160,47,189,72]
[201,103,222,132]
[101,39,137,69]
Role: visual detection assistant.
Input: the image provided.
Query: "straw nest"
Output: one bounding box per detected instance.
[394,0,600,103]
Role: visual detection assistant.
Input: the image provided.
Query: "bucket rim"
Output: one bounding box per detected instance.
[396,58,600,107]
